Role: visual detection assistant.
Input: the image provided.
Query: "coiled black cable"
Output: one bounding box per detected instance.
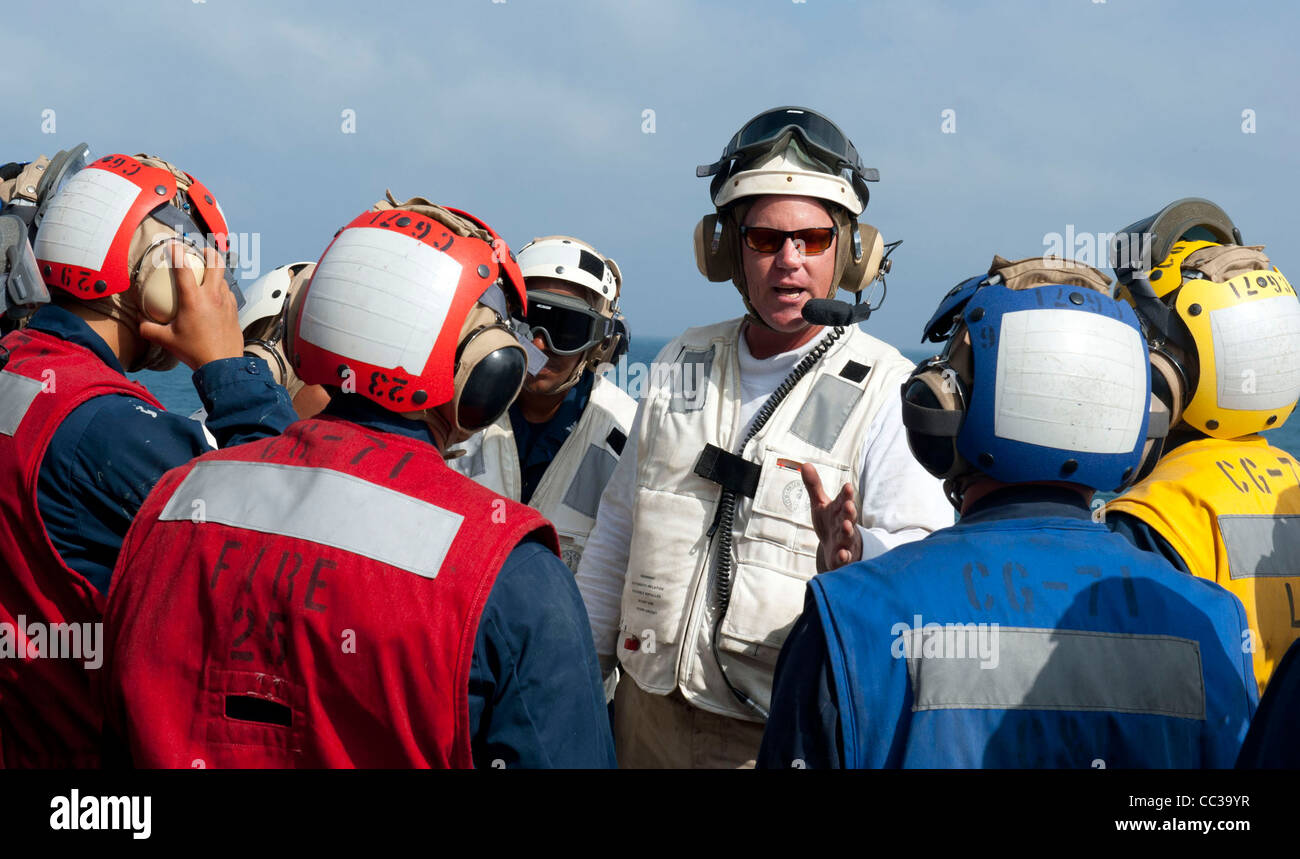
[709,324,846,718]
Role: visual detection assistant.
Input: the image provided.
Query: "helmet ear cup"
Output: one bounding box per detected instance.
[1130,346,1187,484]
[453,329,526,432]
[1149,347,1187,430]
[136,240,206,324]
[1133,395,1172,485]
[900,361,966,479]
[450,304,527,432]
[900,332,975,481]
[693,214,734,282]
[452,335,522,431]
[282,265,314,376]
[835,220,884,294]
[242,331,291,388]
[610,314,630,362]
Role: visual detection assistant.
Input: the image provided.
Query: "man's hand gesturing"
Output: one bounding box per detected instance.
[801,462,862,573]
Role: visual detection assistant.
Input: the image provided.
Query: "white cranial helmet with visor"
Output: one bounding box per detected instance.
[512,235,628,393]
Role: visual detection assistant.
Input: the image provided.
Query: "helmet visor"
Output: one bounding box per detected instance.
[34,142,92,228]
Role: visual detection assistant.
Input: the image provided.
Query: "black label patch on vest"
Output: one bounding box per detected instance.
[694,443,761,498]
[225,695,293,727]
[840,360,870,383]
[606,427,627,456]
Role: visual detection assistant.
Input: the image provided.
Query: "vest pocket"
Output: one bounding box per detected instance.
[718,455,853,666]
[620,489,710,690]
[623,490,709,646]
[716,562,811,667]
[200,667,305,764]
[747,454,852,557]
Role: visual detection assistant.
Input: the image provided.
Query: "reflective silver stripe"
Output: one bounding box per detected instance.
[462,442,486,479]
[669,347,714,413]
[906,627,1205,719]
[563,444,618,519]
[1219,514,1300,579]
[790,374,862,452]
[0,371,44,437]
[159,460,463,579]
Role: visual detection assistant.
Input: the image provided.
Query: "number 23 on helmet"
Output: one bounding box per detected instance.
[286,204,532,435]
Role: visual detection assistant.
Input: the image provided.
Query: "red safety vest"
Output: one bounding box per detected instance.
[104,415,559,768]
[0,328,163,768]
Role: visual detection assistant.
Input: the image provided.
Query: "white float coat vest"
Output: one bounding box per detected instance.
[448,373,637,572]
[618,318,915,722]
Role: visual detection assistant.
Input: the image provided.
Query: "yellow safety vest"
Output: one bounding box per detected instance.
[1106,435,1300,692]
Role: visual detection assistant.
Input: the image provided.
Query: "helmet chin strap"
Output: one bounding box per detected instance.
[726,204,780,333]
[545,362,587,396]
[741,282,842,335]
[942,473,981,513]
[738,275,780,332]
[544,341,611,396]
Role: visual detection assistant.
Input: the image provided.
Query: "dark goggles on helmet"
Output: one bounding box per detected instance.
[513,290,612,356]
[696,106,880,187]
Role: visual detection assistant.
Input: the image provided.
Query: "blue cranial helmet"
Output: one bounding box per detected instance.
[900,256,1166,502]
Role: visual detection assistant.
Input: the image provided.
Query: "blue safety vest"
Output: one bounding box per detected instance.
[811,515,1258,767]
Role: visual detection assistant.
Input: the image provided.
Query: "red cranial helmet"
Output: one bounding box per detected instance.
[32,153,230,303]
[288,202,531,433]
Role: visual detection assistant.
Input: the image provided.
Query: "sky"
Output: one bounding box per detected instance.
[6,0,1299,343]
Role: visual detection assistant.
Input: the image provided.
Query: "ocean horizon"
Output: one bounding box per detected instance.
[133,329,1300,456]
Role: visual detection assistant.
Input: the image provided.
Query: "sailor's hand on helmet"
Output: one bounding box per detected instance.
[139,245,244,370]
[801,462,862,573]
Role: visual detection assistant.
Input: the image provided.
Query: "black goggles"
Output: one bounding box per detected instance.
[513,291,612,356]
[696,106,880,184]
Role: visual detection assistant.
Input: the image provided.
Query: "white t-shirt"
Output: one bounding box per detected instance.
[575,326,954,660]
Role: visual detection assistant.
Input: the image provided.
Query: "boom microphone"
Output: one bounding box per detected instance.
[802,298,872,326]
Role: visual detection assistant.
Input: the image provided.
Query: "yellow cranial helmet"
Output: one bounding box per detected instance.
[1112,199,1300,439]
